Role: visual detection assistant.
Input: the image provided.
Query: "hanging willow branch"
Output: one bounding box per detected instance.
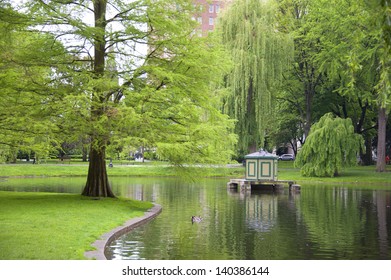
[219,0,293,154]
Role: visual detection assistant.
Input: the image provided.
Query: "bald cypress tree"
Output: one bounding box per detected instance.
[219,0,293,156]
[19,0,235,197]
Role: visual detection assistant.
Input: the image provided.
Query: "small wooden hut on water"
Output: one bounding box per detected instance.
[227,149,300,192]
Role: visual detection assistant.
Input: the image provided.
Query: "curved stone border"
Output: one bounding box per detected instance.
[84,203,162,260]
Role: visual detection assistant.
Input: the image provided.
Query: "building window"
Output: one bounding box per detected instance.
[209,17,214,26]
[216,4,220,13]
[209,4,214,13]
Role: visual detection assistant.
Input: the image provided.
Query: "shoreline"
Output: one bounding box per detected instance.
[84,203,162,260]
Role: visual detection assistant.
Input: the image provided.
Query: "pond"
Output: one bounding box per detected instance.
[1,176,390,260]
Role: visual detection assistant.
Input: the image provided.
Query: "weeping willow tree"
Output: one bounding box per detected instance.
[219,0,293,156]
[295,113,364,177]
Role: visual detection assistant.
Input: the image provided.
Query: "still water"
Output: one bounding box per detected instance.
[1,176,390,260]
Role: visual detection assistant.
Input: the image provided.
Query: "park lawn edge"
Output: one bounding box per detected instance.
[1,162,391,185]
[0,163,244,178]
[0,191,153,260]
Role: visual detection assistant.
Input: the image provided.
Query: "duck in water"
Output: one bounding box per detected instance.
[191,216,202,224]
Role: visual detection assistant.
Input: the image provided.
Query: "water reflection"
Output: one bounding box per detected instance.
[107,180,391,260]
[109,240,145,260]
[1,177,390,259]
[245,194,277,233]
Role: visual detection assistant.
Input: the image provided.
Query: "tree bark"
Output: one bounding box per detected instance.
[82,143,115,197]
[376,107,387,172]
[304,87,313,139]
[361,134,373,166]
[82,0,115,197]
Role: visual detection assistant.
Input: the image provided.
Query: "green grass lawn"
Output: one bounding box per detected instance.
[1,161,391,183]
[0,191,153,260]
[277,161,391,185]
[0,162,244,178]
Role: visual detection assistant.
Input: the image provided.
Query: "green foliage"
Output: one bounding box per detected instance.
[303,0,386,104]
[1,1,237,192]
[124,27,237,165]
[274,0,326,139]
[219,0,293,155]
[295,113,364,177]
[20,0,236,165]
[0,8,69,161]
[273,0,390,171]
[271,90,305,154]
[295,0,391,172]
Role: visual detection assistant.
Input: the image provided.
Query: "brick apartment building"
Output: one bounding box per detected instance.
[192,0,232,36]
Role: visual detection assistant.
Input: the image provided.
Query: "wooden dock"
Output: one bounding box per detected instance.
[227,178,300,192]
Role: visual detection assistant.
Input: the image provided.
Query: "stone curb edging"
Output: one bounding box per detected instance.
[84,203,162,260]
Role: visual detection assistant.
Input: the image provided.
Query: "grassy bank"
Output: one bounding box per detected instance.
[0,191,153,260]
[0,162,236,260]
[0,162,244,178]
[277,161,391,185]
[0,162,243,260]
[1,161,391,184]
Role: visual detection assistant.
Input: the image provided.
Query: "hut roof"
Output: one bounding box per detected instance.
[244,149,278,159]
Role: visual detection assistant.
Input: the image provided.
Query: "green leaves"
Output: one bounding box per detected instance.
[219,0,294,154]
[0,0,237,167]
[295,113,364,177]
[0,9,69,159]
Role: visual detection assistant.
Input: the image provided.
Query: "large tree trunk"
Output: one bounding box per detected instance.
[361,134,373,166]
[81,0,115,197]
[304,87,313,139]
[376,107,387,172]
[82,144,115,197]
